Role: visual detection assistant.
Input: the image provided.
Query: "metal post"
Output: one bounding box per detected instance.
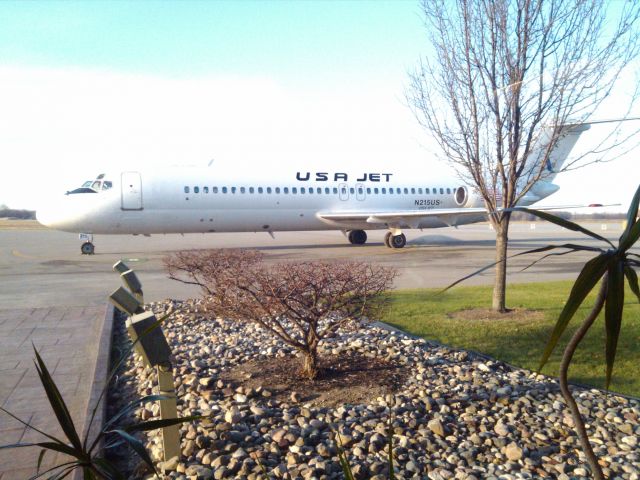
[157,364,180,461]
[110,266,181,463]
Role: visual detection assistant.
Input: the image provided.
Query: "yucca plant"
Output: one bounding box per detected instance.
[0,317,199,479]
[446,184,640,480]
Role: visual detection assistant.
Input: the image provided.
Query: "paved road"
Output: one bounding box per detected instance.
[0,221,627,309]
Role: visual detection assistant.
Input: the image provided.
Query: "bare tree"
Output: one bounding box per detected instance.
[164,249,397,379]
[407,0,640,312]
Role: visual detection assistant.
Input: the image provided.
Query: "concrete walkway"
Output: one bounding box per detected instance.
[0,306,112,480]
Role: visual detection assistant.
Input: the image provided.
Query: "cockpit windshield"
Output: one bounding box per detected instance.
[67,174,113,195]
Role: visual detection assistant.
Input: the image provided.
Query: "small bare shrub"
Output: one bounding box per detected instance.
[165,249,397,379]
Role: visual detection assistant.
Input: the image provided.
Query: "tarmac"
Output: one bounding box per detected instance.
[0,220,628,478]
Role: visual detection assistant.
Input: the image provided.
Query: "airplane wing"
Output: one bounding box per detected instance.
[317,208,488,229]
[317,204,617,229]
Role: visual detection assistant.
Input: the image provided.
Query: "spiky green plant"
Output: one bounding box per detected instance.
[446,184,640,480]
[0,317,199,479]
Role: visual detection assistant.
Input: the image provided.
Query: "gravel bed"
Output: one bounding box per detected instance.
[108,299,640,480]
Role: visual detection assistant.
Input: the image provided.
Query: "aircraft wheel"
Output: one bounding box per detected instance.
[384,231,393,248]
[81,242,95,255]
[348,229,367,245]
[390,233,406,249]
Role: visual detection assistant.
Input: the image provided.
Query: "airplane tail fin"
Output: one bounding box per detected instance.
[528,123,591,183]
[518,123,589,202]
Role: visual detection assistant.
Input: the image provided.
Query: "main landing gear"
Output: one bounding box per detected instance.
[348,229,368,245]
[384,231,406,249]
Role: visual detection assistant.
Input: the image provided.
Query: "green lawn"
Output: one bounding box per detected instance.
[382,281,640,397]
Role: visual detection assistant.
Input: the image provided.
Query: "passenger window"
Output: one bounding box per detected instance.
[382,188,387,194]
[222,187,228,193]
[300,187,305,194]
[204,186,209,194]
[267,187,272,194]
[194,186,200,194]
[284,187,289,194]
[347,187,353,194]
[324,187,330,194]
[403,188,408,194]
[440,188,444,194]
[341,187,347,195]
[374,187,379,194]
[309,188,313,194]
[184,186,190,194]
[366,187,371,194]
[231,187,237,194]
[213,187,218,193]
[275,187,280,194]
[317,187,322,194]
[411,188,416,194]
[418,188,422,194]
[239,187,245,193]
[333,187,338,194]
[389,188,394,195]
[426,188,430,194]
[258,187,263,194]
[446,188,451,194]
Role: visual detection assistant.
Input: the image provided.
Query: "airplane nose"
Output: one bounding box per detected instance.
[36,203,58,228]
[36,197,78,231]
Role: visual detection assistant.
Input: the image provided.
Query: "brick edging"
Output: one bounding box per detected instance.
[72,304,115,480]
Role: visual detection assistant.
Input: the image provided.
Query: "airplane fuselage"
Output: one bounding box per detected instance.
[37,167,491,236]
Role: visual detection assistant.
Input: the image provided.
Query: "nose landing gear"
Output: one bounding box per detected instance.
[81,242,95,255]
[79,233,95,255]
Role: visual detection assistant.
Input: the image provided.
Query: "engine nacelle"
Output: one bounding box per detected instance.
[454,186,469,206]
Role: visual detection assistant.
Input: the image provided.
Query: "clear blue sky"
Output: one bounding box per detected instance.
[0,1,637,211]
[0,1,424,83]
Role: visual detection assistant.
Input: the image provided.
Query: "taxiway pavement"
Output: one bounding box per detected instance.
[0,220,628,309]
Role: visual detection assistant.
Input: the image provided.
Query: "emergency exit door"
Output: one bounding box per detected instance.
[121,172,143,210]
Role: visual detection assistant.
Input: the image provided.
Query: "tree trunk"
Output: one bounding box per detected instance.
[301,349,318,380]
[492,217,510,312]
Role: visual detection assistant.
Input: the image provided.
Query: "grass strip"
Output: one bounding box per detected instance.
[382,281,640,397]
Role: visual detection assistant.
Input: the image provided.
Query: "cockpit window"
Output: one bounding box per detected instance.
[67,175,112,195]
[67,187,98,194]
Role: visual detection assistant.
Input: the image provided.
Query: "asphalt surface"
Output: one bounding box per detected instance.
[0,220,627,309]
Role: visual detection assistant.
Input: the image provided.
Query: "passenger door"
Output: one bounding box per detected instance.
[121,172,143,210]
[338,183,349,201]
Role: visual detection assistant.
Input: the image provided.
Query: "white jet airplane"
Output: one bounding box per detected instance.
[37,124,590,255]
